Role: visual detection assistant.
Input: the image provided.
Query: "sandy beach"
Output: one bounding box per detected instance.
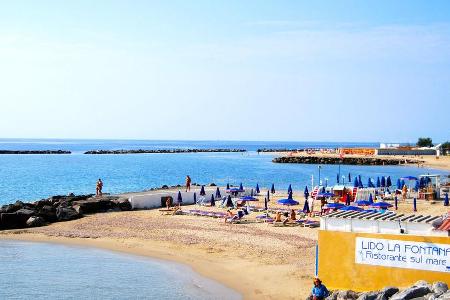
[1,192,448,300]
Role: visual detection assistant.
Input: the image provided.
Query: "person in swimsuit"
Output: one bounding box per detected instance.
[96,179,103,196]
[185,175,191,192]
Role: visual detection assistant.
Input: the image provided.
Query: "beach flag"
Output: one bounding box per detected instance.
[215,187,221,198]
[303,199,310,213]
[210,194,215,206]
[394,196,398,210]
[413,197,417,212]
[444,193,449,206]
[271,183,275,194]
[256,183,260,194]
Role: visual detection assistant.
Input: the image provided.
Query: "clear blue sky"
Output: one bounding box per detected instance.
[0,0,449,143]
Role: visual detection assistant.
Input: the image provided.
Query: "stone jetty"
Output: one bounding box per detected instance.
[257,148,303,153]
[0,150,71,154]
[273,156,420,166]
[0,194,131,230]
[308,280,449,300]
[84,148,246,154]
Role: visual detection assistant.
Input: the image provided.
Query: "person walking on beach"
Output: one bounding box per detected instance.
[96,178,103,197]
[185,175,191,192]
[311,277,329,300]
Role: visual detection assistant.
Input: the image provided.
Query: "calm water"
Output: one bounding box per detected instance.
[0,139,447,204]
[0,240,241,300]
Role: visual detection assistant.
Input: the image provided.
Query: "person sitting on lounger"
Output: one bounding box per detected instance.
[290,209,296,221]
[282,211,290,225]
[274,211,282,223]
[224,209,238,223]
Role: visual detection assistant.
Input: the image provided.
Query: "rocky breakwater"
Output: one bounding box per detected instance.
[273,156,420,166]
[308,280,449,300]
[84,148,246,154]
[0,150,71,154]
[0,194,132,230]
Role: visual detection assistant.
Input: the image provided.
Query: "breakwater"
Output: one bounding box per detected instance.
[84,149,246,154]
[0,150,71,154]
[273,156,421,166]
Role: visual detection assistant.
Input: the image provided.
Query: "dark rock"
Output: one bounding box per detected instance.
[38,205,57,222]
[391,286,431,300]
[0,213,22,229]
[432,282,448,296]
[376,287,400,300]
[161,185,169,189]
[209,183,216,186]
[357,291,379,300]
[115,199,132,211]
[56,206,80,221]
[337,290,359,300]
[16,208,36,223]
[326,291,338,300]
[26,216,45,227]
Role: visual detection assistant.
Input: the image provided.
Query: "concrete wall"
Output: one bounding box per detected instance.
[318,230,450,291]
[377,149,436,156]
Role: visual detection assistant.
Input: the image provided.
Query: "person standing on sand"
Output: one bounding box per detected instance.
[96,178,103,196]
[402,184,408,201]
[185,175,191,192]
[311,277,329,300]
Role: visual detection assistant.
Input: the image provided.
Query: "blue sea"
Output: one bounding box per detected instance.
[0,240,241,300]
[0,139,447,204]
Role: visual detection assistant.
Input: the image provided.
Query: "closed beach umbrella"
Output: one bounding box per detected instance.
[264,197,268,210]
[394,196,398,210]
[348,172,351,183]
[193,192,197,204]
[414,180,420,192]
[367,178,373,188]
[321,186,326,193]
[288,191,293,200]
[288,184,292,194]
[419,177,425,188]
[304,186,309,199]
[226,183,230,189]
[256,183,260,194]
[200,185,206,196]
[226,195,233,207]
[396,179,402,189]
[358,176,363,188]
[303,199,310,213]
[271,183,275,194]
[250,188,254,196]
[215,187,221,198]
[210,194,215,206]
[381,176,386,188]
[413,197,417,212]
[386,176,392,187]
[376,177,381,188]
[369,193,373,204]
[177,191,183,203]
[267,190,270,202]
[336,174,340,184]
[239,182,244,191]
[277,198,299,206]
[444,193,449,206]
[353,177,359,188]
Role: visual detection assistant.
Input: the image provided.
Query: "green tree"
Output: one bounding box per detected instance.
[442,141,450,155]
[416,137,433,147]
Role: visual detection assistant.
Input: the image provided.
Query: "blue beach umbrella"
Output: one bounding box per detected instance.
[368,178,374,188]
[369,194,373,204]
[401,180,405,188]
[413,197,417,212]
[226,195,233,207]
[401,176,418,181]
[318,192,334,198]
[200,185,206,196]
[396,179,402,189]
[336,174,340,184]
[193,192,197,204]
[386,176,392,187]
[376,177,381,188]
[321,186,326,193]
[326,203,345,209]
[358,176,363,188]
[287,184,292,194]
[354,177,359,188]
[271,183,275,194]
[277,198,299,206]
[210,194,215,206]
[381,176,386,188]
[304,186,309,199]
[370,202,393,208]
[288,191,293,200]
[239,195,258,201]
[414,180,420,192]
[339,205,363,212]
[348,173,351,183]
[444,193,449,206]
[255,183,260,194]
[177,191,183,203]
[303,199,310,213]
[215,187,221,198]
[394,196,398,210]
[239,182,244,191]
